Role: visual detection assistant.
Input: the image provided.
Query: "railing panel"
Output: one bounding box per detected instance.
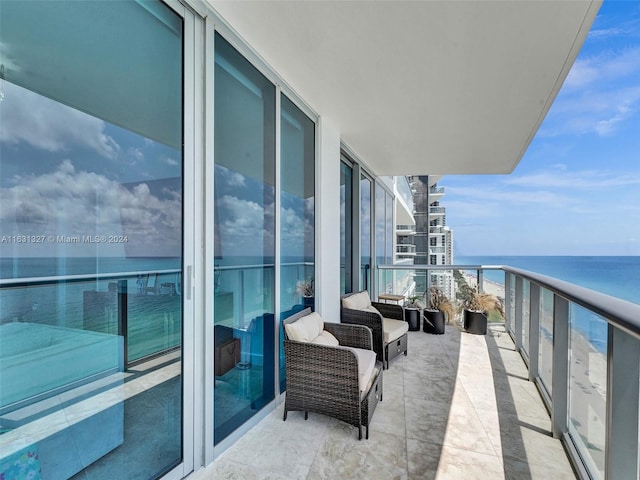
[538,288,554,397]
[568,304,608,479]
[522,279,531,357]
[377,263,640,480]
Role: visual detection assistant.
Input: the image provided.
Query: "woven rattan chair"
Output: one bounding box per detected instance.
[340,291,408,369]
[282,308,383,440]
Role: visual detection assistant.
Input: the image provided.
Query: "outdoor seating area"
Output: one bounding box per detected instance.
[193,323,576,479]
[340,291,409,369]
[282,308,382,440]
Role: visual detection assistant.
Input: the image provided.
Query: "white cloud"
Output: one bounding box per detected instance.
[0,82,119,158]
[503,170,640,189]
[0,161,181,256]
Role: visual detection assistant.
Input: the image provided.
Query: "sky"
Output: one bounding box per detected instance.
[442,0,640,257]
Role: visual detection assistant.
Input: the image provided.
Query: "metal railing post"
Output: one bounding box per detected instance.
[117,279,128,367]
[552,295,569,439]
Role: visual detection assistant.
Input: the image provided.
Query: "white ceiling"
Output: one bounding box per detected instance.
[208,0,600,176]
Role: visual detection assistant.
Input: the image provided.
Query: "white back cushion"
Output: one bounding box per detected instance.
[284,312,324,342]
[342,291,372,310]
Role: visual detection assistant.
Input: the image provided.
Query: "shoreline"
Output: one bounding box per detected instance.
[460,271,505,299]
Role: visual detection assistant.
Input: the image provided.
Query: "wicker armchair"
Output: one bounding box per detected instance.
[341,291,409,369]
[283,308,383,440]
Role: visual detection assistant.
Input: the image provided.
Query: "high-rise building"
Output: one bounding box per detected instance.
[402,176,455,299]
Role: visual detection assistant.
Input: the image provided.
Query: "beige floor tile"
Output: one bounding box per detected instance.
[188,328,578,480]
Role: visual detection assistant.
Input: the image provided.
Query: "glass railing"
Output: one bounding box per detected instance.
[0,268,183,477]
[0,268,182,370]
[396,176,415,213]
[397,244,416,254]
[377,263,640,480]
[429,206,446,214]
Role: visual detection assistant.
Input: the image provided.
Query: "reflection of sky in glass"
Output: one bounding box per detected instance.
[360,176,371,259]
[0,82,182,258]
[214,164,313,262]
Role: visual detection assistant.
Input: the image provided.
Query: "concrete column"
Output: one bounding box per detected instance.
[316,116,341,322]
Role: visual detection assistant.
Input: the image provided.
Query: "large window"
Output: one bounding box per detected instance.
[279,93,315,392]
[375,182,394,293]
[360,174,372,292]
[340,161,353,294]
[213,33,276,444]
[0,1,184,478]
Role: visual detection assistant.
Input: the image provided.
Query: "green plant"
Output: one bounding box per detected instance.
[427,287,456,323]
[405,294,424,309]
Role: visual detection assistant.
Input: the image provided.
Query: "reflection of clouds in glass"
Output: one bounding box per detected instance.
[216,165,247,188]
[0,160,181,256]
[0,82,119,158]
[217,194,274,257]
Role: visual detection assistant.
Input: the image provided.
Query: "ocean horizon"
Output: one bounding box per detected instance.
[455,255,640,306]
[456,255,640,354]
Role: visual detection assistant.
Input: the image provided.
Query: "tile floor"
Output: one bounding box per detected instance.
[190,323,577,480]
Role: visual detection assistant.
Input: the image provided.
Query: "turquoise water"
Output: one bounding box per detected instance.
[456,256,640,305]
[456,256,640,353]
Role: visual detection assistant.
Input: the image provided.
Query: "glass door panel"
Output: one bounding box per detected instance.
[279,94,315,392]
[0,1,184,478]
[213,33,276,444]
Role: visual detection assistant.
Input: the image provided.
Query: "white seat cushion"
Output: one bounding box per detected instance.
[284,312,324,342]
[341,291,372,310]
[311,330,339,346]
[346,347,377,392]
[383,317,409,343]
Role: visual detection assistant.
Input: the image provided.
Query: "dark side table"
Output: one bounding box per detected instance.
[404,308,421,331]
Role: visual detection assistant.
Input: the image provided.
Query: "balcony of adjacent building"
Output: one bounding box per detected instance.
[429,185,445,202]
[396,225,417,237]
[429,206,446,217]
[396,244,417,257]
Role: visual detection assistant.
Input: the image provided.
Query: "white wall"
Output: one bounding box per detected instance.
[316,116,341,322]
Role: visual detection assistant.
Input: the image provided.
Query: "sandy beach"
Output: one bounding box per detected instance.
[460,271,505,300]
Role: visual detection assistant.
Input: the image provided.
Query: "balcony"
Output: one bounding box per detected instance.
[190,285,571,478]
[189,263,640,479]
[396,225,417,236]
[396,244,417,256]
[429,246,447,255]
[429,206,446,216]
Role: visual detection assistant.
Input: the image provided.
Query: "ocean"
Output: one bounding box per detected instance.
[455,256,640,305]
[456,256,640,353]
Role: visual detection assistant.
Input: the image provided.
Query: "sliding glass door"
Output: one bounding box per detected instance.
[213,33,276,444]
[0,1,184,478]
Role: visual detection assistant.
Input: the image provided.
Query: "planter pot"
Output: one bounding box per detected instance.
[423,309,445,335]
[303,296,315,311]
[404,308,421,331]
[464,310,487,335]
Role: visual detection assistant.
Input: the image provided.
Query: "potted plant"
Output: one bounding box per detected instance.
[423,287,456,334]
[296,277,315,309]
[459,287,505,335]
[404,295,423,331]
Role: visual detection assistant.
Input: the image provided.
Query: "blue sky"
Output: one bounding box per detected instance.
[443,0,640,257]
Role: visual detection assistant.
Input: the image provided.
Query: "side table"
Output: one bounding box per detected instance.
[404,308,421,331]
[377,293,405,305]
